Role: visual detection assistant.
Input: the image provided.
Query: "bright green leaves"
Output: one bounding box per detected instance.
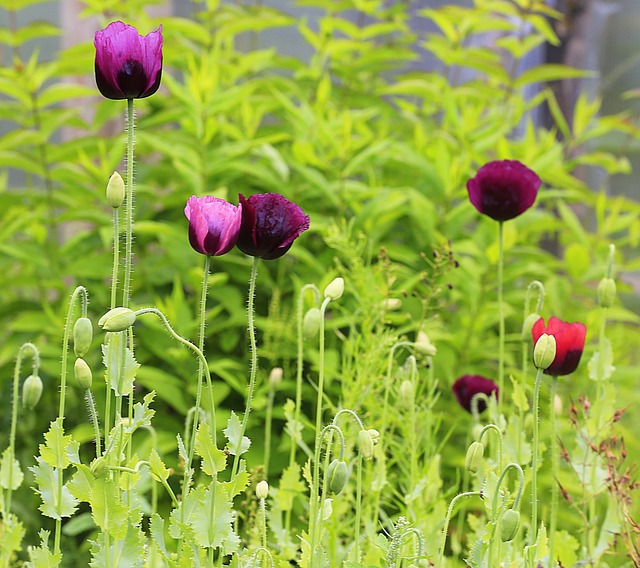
[588,338,615,382]
[39,419,79,470]
[223,412,251,457]
[30,458,78,520]
[191,482,239,552]
[89,523,145,568]
[0,448,23,491]
[102,331,140,396]
[0,513,25,566]
[25,529,61,568]
[275,464,306,512]
[88,476,129,540]
[195,423,226,476]
[148,449,170,484]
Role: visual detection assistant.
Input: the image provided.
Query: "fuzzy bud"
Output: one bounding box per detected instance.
[415,331,437,357]
[73,317,93,357]
[522,313,541,342]
[256,480,269,500]
[465,441,484,475]
[303,307,322,338]
[22,374,43,409]
[500,509,520,542]
[74,357,93,390]
[367,429,380,446]
[597,277,616,308]
[326,459,349,494]
[269,367,283,389]
[106,171,125,209]
[357,430,375,460]
[91,457,107,478]
[398,379,414,408]
[324,277,344,301]
[98,307,136,332]
[533,333,556,370]
[322,498,333,521]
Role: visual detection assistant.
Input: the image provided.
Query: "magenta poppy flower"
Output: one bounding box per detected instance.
[184,196,242,256]
[94,21,163,100]
[532,317,586,376]
[467,160,541,222]
[237,193,310,260]
[452,375,499,413]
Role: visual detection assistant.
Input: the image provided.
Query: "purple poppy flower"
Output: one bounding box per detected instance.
[452,375,499,414]
[467,160,541,222]
[237,193,310,260]
[94,21,163,100]
[184,196,242,256]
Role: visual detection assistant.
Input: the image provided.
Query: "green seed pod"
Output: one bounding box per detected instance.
[326,459,349,495]
[256,480,269,500]
[91,457,107,478]
[324,277,344,301]
[597,277,616,308]
[465,441,484,475]
[500,509,520,542]
[22,374,43,409]
[106,171,125,209]
[74,357,93,390]
[303,307,322,338]
[522,313,541,342]
[98,307,136,332]
[73,317,93,357]
[533,333,556,370]
[357,429,375,460]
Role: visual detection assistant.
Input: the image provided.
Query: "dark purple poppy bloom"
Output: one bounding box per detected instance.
[532,317,586,376]
[237,193,310,260]
[94,21,163,100]
[467,160,541,222]
[184,196,242,256]
[452,375,499,414]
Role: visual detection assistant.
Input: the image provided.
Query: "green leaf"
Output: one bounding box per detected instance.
[195,423,227,476]
[514,64,591,88]
[88,476,128,539]
[223,412,251,456]
[555,530,579,568]
[0,513,25,564]
[89,522,145,568]
[39,418,77,469]
[30,458,79,520]
[275,464,306,512]
[25,530,61,568]
[0,448,23,490]
[102,332,140,396]
[191,481,239,553]
[588,337,615,381]
[148,449,170,483]
[67,464,94,503]
[124,391,156,433]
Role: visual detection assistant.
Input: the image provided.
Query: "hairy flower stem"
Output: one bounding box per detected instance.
[314,297,332,442]
[438,491,482,566]
[549,376,559,567]
[123,98,135,309]
[85,389,102,459]
[232,256,260,478]
[477,423,504,469]
[264,386,275,477]
[497,220,505,419]
[530,367,544,545]
[110,208,120,310]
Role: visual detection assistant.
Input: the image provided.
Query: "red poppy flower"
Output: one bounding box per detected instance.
[531,317,586,376]
[184,195,242,256]
[452,375,499,413]
[467,160,541,222]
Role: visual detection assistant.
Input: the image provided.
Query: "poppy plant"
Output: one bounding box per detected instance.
[237,193,310,260]
[467,160,541,222]
[452,375,499,414]
[531,317,586,376]
[184,195,242,256]
[94,21,163,100]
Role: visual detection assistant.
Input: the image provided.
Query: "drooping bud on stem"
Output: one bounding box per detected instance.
[22,374,43,409]
[500,509,520,542]
[326,459,349,494]
[465,441,484,475]
[98,307,136,332]
[324,277,344,301]
[73,317,93,357]
[357,430,375,460]
[74,358,93,390]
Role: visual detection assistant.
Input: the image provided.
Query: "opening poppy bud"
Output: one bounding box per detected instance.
[106,171,125,209]
[22,374,43,409]
[357,430,375,460]
[465,441,484,474]
[522,313,541,342]
[74,357,93,390]
[533,333,556,370]
[326,459,349,494]
[500,509,520,542]
[303,307,322,338]
[367,429,380,446]
[98,307,136,332]
[398,380,414,408]
[322,498,333,520]
[73,317,93,357]
[415,330,437,357]
[597,277,616,308]
[324,277,344,301]
[91,457,107,478]
[256,480,269,500]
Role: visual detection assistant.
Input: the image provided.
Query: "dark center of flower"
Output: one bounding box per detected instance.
[117,59,148,98]
[481,183,520,222]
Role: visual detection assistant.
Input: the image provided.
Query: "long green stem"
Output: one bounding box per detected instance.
[437,491,482,566]
[314,297,332,442]
[531,367,544,545]
[85,389,102,459]
[497,220,505,419]
[123,98,135,309]
[111,209,120,310]
[264,387,275,477]
[549,376,559,567]
[477,423,504,469]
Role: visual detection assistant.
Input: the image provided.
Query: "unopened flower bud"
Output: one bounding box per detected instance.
[415,331,437,357]
[269,367,283,389]
[73,317,93,357]
[98,307,136,332]
[597,277,616,308]
[500,509,520,542]
[357,430,375,460]
[326,459,349,494]
[465,441,484,475]
[91,457,107,478]
[106,171,125,209]
[324,277,344,301]
[382,298,402,311]
[322,498,333,520]
[522,313,541,342]
[303,307,322,338]
[74,358,93,390]
[22,374,43,409]
[533,333,556,370]
[398,379,414,408]
[256,480,269,500]
[367,429,380,446]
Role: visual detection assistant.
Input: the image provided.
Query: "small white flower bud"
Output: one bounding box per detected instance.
[269,367,283,389]
[22,374,43,409]
[465,441,484,475]
[73,317,93,357]
[367,429,380,446]
[98,307,136,332]
[256,480,269,500]
[533,334,556,370]
[324,277,344,301]
[74,357,93,390]
[415,331,437,357]
[106,171,125,209]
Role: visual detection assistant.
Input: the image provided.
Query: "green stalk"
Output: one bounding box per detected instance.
[530,367,544,545]
[549,376,559,567]
[122,98,135,309]
[497,220,505,419]
[264,386,275,477]
[313,297,332,444]
[85,389,102,459]
[437,491,482,566]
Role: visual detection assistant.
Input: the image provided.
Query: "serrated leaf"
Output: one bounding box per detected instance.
[67,464,94,503]
[149,514,170,560]
[275,464,306,512]
[0,447,23,490]
[88,476,128,539]
[510,378,529,413]
[25,529,61,568]
[39,418,74,469]
[102,332,140,396]
[0,513,25,562]
[588,338,615,381]
[124,392,156,433]
[148,449,170,483]
[30,458,79,520]
[191,481,239,553]
[89,522,145,568]
[169,485,204,540]
[223,412,250,456]
[222,470,249,499]
[195,423,226,476]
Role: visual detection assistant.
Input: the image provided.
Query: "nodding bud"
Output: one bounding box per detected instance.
[522,313,541,342]
[98,307,136,332]
[465,441,484,475]
[269,367,283,389]
[106,171,125,209]
[533,333,556,370]
[382,298,402,311]
[74,358,93,390]
[415,330,437,357]
[398,380,414,408]
[256,480,269,500]
[73,317,93,357]
[367,429,380,446]
[597,277,616,308]
[500,509,520,542]
[326,459,349,494]
[322,498,333,521]
[91,457,107,478]
[324,277,344,301]
[303,307,322,338]
[357,430,375,460]
[22,374,43,409]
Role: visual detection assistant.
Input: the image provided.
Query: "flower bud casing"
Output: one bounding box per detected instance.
[500,509,520,542]
[326,459,349,494]
[324,277,344,301]
[465,441,484,474]
[269,367,283,389]
[73,317,93,357]
[357,430,375,460]
[303,308,322,338]
[398,379,414,408]
[533,333,556,370]
[522,313,541,342]
[98,307,136,332]
[256,480,269,500]
[415,331,437,357]
[74,358,93,390]
[367,429,380,446]
[597,277,616,308]
[22,374,43,409]
[106,172,125,209]
[322,498,333,521]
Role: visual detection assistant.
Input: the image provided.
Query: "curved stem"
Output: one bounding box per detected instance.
[549,376,559,567]
[530,367,544,545]
[122,98,135,308]
[437,491,482,566]
[497,220,505,419]
[477,423,504,470]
